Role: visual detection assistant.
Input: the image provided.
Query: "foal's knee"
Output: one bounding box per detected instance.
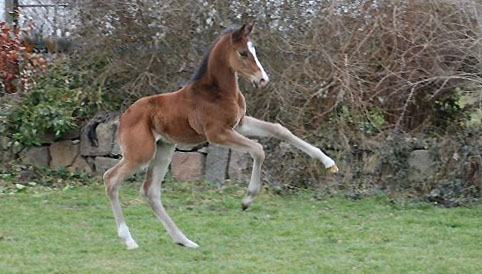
[103,170,115,194]
[273,123,292,140]
[251,142,265,162]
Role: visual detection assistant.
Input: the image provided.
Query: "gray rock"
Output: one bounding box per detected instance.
[408,150,437,181]
[176,144,197,151]
[85,156,96,171]
[0,135,11,151]
[170,152,205,181]
[228,150,251,181]
[59,128,81,140]
[68,156,94,173]
[17,169,38,183]
[20,146,50,167]
[38,128,80,144]
[0,136,13,162]
[176,144,208,154]
[429,188,441,198]
[50,140,79,168]
[38,132,56,144]
[95,156,120,175]
[204,145,230,182]
[11,142,24,156]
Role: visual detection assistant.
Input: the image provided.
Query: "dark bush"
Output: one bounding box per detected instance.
[1,61,98,145]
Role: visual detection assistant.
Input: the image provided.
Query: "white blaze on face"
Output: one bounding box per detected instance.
[247,41,269,83]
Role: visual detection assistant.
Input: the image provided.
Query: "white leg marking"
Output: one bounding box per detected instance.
[290,135,336,168]
[118,223,139,249]
[104,160,140,250]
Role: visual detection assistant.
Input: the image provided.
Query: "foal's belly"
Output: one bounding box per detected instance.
[154,130,207,145]
[151,117,206,145]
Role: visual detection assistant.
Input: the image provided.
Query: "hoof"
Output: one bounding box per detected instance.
[326,165,339,173]
[175,239,199,248]
[125,239,139,250]
[241,203,249,211]
[242,196,252,211]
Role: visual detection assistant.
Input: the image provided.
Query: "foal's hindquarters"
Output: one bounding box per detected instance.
[103,97,200,249]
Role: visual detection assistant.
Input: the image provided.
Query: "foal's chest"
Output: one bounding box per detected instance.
[217,93,246,129]
[232,93,247,128]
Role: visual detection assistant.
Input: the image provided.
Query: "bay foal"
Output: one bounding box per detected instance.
[103,24,339,249]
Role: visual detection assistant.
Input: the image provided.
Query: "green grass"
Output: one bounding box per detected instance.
[0,180,481,274]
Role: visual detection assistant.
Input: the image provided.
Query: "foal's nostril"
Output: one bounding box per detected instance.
[257,79,265,88]
[258,78,269,87]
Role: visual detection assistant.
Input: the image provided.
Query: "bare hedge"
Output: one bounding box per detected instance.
[72,0,481,128]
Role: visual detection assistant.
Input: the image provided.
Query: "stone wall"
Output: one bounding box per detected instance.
[0,113,443,184]
[0,114,251,182]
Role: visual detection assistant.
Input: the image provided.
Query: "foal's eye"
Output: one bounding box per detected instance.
[239,51,248,58]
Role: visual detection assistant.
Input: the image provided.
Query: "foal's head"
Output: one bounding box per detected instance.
[228,24,269,88]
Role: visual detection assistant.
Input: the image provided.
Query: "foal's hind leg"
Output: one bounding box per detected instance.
[103,159,143,249]
[104,123,156,249]
[141,142,199,248]
[236,116,339,173]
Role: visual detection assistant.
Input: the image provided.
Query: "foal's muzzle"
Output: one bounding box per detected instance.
[251,73,269,89]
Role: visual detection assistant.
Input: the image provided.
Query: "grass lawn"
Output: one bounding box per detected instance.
[0,179,481,274]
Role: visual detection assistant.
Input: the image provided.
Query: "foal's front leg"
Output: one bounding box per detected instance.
[236,116,339,173]
[206,128,265,210]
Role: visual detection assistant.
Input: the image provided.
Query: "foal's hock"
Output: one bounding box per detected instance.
[103,23,339,250]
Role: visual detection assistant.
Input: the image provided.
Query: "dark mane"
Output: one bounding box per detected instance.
[190,26,240,82]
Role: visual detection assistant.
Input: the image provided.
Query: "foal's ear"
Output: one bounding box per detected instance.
[232,24,246,42]
[232,23,255,42]
[245,22,255,36]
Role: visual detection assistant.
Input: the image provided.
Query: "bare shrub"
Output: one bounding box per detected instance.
[71,0,482,126]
